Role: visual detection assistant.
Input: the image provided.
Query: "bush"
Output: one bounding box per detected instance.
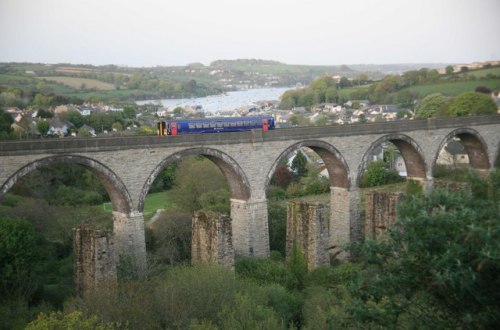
[235,257,299,290]
[360,161,388,187]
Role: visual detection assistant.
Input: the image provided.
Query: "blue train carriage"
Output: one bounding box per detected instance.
[158,116,275,135]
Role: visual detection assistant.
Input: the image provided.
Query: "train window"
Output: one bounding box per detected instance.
[189,124,195,129]
[196,123,202,128]
[217,122,223,128]
[230,122,236,127]
[209,123,216,128]
[203,123,209,128]
[237,121,243,126]
[223,122,229,127]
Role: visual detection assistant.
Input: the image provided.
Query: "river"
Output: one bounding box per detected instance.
[136,87,291,113]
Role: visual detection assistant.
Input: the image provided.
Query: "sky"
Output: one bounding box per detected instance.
[1,0,499,67]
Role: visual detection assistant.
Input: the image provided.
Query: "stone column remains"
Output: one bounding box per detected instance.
[330,186,360,260]
[112,211,147,275]
[191,211,235,269]
[364,191,405,239]
[286,201,330,270]
[230,198,270,258]
[73,225,117,297]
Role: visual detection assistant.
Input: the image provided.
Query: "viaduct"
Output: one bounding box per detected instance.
[1,115,499,271]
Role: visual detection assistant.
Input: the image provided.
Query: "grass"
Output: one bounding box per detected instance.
[37,76,116,90]
[143,190,177,220]
[403,78,500,96]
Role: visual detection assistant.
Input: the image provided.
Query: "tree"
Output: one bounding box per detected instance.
[445,65,454,75]
[36,120,50,137]
[415,93,449,118]
[60,109,84,128]
[271,165,293,189]
[360,160,388,187]
[351,173,500,328]
[0,110,14,137]
[0,217,45,300]
[448,92,497,117]
[148,210,192,266]
[170,157,228,212]
[291,151,308,179]
[123,105,136,119]
[26,311,119,330]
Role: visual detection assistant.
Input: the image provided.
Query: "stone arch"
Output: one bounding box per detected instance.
[138,147,251,212]
[433,128,490,171]
[0,155,132,214]
[265,140,350,189]
[357,134,426,185]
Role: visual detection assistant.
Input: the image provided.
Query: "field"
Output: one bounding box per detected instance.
[37,76,116,90]
[143,191,177,220]
[403,78,500,96]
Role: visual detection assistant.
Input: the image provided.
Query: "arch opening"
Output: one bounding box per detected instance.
[433,128,490,178]
[0,155,131,309]
[139,148,251,267]
[358,134,427,188]
[265,141,350,258]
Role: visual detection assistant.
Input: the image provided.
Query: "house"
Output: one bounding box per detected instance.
[436,140,469,167]
[48,118,74,136]
[78,124,96,137]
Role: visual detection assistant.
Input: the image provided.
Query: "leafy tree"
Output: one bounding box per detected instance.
[350,172,500,328]
[448,92,497,117]
[415,93,449,118]
[122,105,136,119]
[36,120,50,137]
[360,160,387,187]
[445,65,454,75]
[26,311,119,330]
[170,157,228,212]
[288,114,310,126]
[148,210,191,266]
[0,110,14,138]
[0,217,45,300]
[217,294,281,330]
[60,109,84,128]
[270,165,293,189]
[291,151,308,179]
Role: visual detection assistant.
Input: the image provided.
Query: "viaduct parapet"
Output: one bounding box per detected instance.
[1,115,499,270]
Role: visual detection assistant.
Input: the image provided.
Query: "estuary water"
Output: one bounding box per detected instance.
[136,87,290,113]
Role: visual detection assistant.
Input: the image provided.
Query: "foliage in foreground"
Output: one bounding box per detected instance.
[343,171,500,328]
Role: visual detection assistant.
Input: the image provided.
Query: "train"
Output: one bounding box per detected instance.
[157,116,275,136]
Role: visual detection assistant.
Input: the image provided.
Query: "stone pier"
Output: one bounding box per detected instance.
[230,198,270,258]
[112,211,147,275]
[330,187,360,260]
[286,201,330,270]
[73,225,116,296]
[364,191,405,239]
[191,212,234,269]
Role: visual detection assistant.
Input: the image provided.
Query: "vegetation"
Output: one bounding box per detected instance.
[278,65,500,111]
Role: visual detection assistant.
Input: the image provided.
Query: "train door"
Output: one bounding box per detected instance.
[171,122,178,135]
[262,118,269,131]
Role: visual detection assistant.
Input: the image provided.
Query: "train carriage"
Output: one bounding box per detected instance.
[158,116,275,136]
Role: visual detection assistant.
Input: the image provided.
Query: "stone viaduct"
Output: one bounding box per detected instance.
[1,115,499,270]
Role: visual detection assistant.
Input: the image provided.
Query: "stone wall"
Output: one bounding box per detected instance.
[191,212,234,269]
[286,201,330,270]
[73,225,117,297]
[364,191,404,239]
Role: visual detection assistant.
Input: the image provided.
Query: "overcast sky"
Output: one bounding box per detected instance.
[1,0,499,67]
